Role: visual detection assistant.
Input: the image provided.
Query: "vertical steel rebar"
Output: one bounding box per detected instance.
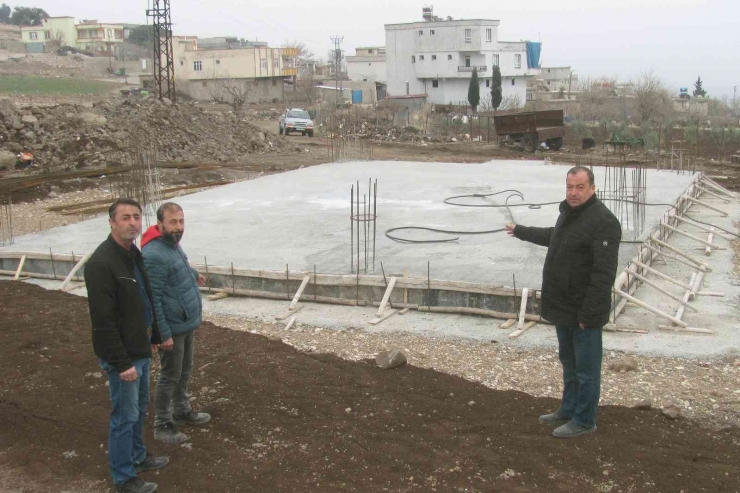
[373,179,377,271]
[427,261,431,308]
[363,194,367,273]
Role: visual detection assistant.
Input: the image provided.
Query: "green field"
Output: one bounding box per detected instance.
[0,76,115,96]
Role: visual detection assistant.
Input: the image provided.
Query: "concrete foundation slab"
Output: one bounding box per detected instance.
[0,160,696,289]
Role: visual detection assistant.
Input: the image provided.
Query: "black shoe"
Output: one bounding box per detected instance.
[154,422,188,444]
[115,477,158,493]
[135,452,169,473]
[174,410,211,426]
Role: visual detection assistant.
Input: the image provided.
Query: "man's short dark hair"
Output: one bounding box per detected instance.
[567,166,595,186]
[108,198,142,219]
[156,202,184,222]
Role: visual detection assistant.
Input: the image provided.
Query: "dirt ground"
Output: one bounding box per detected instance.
[1,281,739,493]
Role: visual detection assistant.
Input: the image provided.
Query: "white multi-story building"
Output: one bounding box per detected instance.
[346,46,386,83]
[541,66,577,93]
[385,16,541,107]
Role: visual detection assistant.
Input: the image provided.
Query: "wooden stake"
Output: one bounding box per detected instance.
[683,194,729,217]
[284,316,296,330]
[13,255,26,280]
[60,252,92,291]
[650,236,710,271]
[705,228,714,256]
[602,324,649,334]
[398,307,411,315]
[700,177,736,199]
[624,268,698,312]
[289,275,310,311]
[517,287,529,330]
[643,242,708,272]
[499,319,516,330]
[276,304,304,320]
[658,325,713,334]
[630,260,691,290]
[697,185,731,204]
[689,271,705,300]
[509,320,536,339]
[674,272,697,322]
[612,288,688,327]
[671,215,733,241]
[368,309,397,326]
[205,292,228,301]
[376,276,397,317]
[661,223,724,250]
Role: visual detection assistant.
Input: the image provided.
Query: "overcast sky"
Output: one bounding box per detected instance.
[14,0,739,98]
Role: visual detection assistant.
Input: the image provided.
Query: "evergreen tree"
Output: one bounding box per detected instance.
[0,4,11,24]
[468,68,480,112]
[491,65,503,111]
[693,76,707,98]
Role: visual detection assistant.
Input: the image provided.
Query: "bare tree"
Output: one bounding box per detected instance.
[209,77,258,112]
[499,94,522,111]
[577,76,618,121]
[295,72,319,105]
[282,40,315,63]
[633,70,672,123]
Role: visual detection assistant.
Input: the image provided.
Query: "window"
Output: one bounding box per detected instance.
[193,61,202,71]
[486,79,490,88]
[202,81,207,87]
[465,56,471,67]
[115,30,123,39]
[492,54,499,66]
[406,81,410,95]
[418,30,423,36]
[515,54,521,69]
[274,58,279,68]
[179,60,184,66]
[430,30,435,35]
[431,55,436,61]
[411,55,415,63]
[419,55,424,61]
[107,29,112,39]
[216,59,220,64]
[486,28,492,42]
[368,49,373,54]
[272,79,277,86]
[447,54,452,60]
[368,62,371,66]
[44,31,51,40]
[464,28,471,43]
[29,32,38,40]
[512,78,516,86]
[261,58,267,69]
[432,80,438,88]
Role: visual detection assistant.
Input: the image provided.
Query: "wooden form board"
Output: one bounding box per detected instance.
[59,252,92,292]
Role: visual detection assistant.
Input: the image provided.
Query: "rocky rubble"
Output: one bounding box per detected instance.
[0,97,304,170]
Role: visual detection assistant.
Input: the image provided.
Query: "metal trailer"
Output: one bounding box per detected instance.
[492,110,565,153]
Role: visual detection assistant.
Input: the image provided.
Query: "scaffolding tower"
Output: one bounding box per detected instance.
[147,0,176,102]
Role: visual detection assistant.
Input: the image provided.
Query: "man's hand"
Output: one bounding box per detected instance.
[160,337,174,351]
[505,223,517,237]
[197,274,207,287]
[579,322,586,330]
[119,366,138,382]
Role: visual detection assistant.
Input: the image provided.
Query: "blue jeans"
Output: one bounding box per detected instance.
[99,358,151,485]
[555,325,602,428]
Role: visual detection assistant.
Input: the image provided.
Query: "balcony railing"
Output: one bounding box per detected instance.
[458,65,487,72]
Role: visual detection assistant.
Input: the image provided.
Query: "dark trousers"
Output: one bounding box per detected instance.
[154,331,195,427]
[555,325,603,427]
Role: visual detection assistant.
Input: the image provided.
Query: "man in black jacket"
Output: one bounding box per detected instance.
[85,199,169,493]
[505,166,621,438]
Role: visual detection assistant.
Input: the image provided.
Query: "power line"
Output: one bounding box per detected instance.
[330,36,343,104]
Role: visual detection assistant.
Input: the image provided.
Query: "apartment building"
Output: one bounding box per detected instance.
[346,46,386,83]
[172,37,298,103]
[541,66,577,92]
[385,13,541,106]
[20,17,124,55]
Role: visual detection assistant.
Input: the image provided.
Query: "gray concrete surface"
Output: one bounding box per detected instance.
[0,160,695,289]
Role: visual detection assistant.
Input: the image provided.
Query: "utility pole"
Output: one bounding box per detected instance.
[146,0,176,102]
[330,36,343,105]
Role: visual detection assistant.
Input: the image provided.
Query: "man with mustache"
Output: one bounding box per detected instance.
[86,199,168,493]
[142,202,209,445]
[505,166,621,438]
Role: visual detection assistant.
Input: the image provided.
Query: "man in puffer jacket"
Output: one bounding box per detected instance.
[505,166,621,438]
[142,202,209,445]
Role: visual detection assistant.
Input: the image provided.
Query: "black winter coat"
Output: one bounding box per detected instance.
[85,235,162,373]
[514,195,621,328]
